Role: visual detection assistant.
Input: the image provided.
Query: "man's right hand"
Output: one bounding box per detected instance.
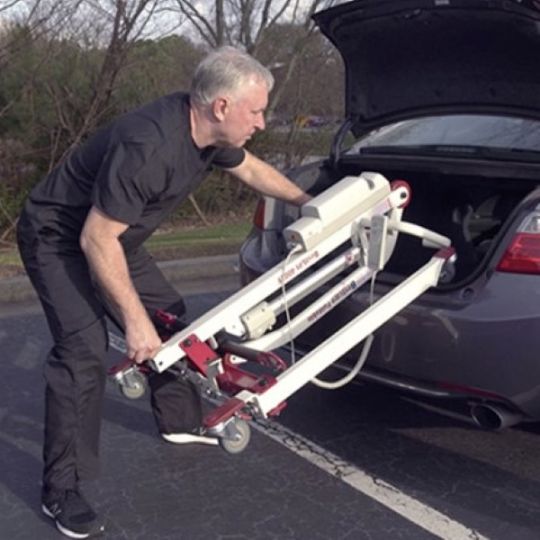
[125,316,162,364]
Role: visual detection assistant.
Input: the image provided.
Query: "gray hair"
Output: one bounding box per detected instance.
[190,46,274,106]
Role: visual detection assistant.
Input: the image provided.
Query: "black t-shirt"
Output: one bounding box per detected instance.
[23,92,245,251]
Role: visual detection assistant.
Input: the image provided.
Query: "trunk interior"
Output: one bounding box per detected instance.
[287,160,539,285]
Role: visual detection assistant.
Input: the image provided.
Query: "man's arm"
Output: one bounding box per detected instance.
[80,206,161,364]
[226,150,311,206]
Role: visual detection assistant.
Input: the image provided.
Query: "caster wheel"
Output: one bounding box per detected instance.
[119,370,147,399]
[219,419,251,454]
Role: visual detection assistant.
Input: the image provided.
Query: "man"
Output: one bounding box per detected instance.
[17,46,309,539]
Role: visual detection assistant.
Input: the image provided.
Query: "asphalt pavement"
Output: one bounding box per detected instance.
[0,286,443,540]
[2,257,540,540]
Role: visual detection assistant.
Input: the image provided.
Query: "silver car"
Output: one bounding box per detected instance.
[239,0,540,429]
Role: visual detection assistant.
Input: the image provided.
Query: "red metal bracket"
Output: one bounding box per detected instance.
[178,333,220,377]
[204,398,247,429]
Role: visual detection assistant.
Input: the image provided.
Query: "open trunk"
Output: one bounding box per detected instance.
[283,159,540,286]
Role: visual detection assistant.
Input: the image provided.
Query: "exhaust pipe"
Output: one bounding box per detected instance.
[470,403,523,430]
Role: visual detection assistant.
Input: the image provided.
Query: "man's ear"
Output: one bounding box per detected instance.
[212,97,229,122]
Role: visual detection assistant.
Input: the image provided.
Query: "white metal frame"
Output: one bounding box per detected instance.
[237,252,449,418]
[147,172,454,421]
[151,173,406,372]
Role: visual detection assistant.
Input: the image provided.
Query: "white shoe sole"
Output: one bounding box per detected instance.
[42,504,55,519]
[161,432,219,445]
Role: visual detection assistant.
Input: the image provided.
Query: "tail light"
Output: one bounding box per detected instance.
[253,198,266,229]
[497,210,540,274]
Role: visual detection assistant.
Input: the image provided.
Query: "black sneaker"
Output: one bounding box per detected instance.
[42,488,105,539]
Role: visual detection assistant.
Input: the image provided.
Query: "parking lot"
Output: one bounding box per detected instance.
[1,286,539,539]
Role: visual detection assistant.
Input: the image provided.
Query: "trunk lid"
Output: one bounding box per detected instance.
[313,0,540,137]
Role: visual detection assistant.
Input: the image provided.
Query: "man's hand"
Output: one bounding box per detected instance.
[125,315,162,364]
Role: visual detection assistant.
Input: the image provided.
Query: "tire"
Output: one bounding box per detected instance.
[219,419,251,454]
[119,371,146,400]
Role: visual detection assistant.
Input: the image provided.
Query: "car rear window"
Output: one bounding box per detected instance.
[352,115,540,153]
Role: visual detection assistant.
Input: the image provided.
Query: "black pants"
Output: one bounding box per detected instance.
[17,213,202,491]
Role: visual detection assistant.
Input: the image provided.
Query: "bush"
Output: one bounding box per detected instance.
[168,169,259,226]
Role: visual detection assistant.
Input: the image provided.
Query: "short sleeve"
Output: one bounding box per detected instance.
[211,147,246,169]
[91,141,158,225]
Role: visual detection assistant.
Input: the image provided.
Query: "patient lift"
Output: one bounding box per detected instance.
[109,172,455,453]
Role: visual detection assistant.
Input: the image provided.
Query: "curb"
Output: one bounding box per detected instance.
[0,254,239,305]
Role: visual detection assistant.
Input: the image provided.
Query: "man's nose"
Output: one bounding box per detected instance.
[255,113,265,131]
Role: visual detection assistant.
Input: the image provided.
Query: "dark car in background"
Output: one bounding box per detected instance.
[239,0,540,429]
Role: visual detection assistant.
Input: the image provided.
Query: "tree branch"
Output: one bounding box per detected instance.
[174,0,218,47]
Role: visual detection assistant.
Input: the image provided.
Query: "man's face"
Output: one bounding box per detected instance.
[214,78,268,147]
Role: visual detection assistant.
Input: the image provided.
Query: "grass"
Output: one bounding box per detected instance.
[148,222,251,247]
[145,221,252,259]
[0,221,253,279]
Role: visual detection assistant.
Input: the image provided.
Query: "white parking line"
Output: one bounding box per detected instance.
[252,418,487,540]
[108,334,486,540]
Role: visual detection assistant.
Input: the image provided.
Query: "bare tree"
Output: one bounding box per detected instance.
[0,0,187,238]
[169,0,340,116]
[0,0,26,13]
[0,1,81,60]
[0,0,86,122]
[57,1,170,153]
[0,0,87,242]
[0,0,347,237]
